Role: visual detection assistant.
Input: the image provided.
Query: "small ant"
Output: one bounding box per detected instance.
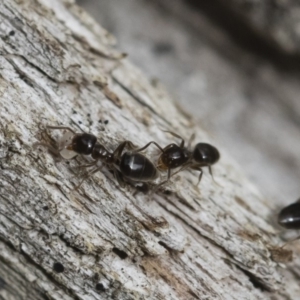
[278,200,300,229]
[275,199,300,251]
[34,126,158,189]
[134,131,220,187]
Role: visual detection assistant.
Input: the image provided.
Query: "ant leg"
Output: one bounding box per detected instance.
[190,166,203,186]
[151,168,172,194]
[208,166,213,178]
[160,168,171,186]
[112,141,129,160]
[196,168,203,186]
[74,164,104,190]
[34,125,77,160]
[33,142,61,157]
[71,161,98,171]
[34,126,64,159]
[120,140,138,150]
[153,164,191,193]
[134,141,164,153]
[115,171,150,195]
[46,126,76,135]
[208,166,222,187]
[112,141,139,163]
[168,164,189,178]
[162,130,185,148]
[114,170,126,188]
[280,235,300,249]
[167,167,171,181]
[133,183,150,196]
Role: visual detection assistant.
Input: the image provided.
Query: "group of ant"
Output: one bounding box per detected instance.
[35,125,220,194]
[35,125,300,235]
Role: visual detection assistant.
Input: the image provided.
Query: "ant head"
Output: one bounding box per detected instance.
[278,201,300,229]
[67,133,97,155]
[160,143,190,169]
[193,143,220,166]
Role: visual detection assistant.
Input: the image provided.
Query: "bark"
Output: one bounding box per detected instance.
[0,0,298,299]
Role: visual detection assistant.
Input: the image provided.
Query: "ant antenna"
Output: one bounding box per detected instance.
[187,133,195,149]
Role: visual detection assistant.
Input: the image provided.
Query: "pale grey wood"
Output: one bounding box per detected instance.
[0,0,298,299]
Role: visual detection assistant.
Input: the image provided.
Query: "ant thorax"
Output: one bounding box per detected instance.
[58,131,77,159]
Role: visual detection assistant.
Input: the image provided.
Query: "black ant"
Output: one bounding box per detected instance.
[34,126,158,189]
[274,199,300,251]
[134,131,220,187]
[278,200,300,229]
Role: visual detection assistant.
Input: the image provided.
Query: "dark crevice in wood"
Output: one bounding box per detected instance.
[17,247,68,294]
[53,262,65,273]
[0,277,6,290]
[19,247,82,300]
[157,241,174,253]
[4,52,58,83]
[112,75,173,126]
[112,247,128,259]
[155,198,274,291]
[0,239,44,299]
[58,235,85,254]
[155,198,229,252]
[239,268,270,292]
[0,237,81,300]
[95,282,106,292]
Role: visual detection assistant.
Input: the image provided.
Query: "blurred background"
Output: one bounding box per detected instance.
[77,0,300,208]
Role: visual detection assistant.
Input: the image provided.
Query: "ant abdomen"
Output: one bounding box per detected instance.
[193,143,220,166]
[120,152,158,182]
[278,201,300,229]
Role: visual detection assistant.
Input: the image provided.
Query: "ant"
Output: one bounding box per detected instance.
[275,199,300,251]
[34,125,158,189]
[278,200,300,230]
[134,131,220,187]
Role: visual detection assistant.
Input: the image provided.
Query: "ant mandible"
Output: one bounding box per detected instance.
[134,131,220,187]
[34,125,158,189]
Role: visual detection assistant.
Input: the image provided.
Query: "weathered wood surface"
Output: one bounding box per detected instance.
[0,0,299,299]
